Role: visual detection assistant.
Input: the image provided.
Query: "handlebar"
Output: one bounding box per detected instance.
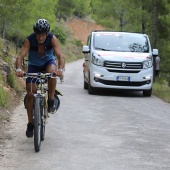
[23,72,60,93]
[23,72,59,79]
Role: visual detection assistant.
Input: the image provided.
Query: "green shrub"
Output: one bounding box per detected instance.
[72,39,82,47]
[0,86,9,107]
[7,72,16,89]
[0,74,3,82]
[0,74,9,107]
[3,56,12,65]
[152,78,170,103]
[51,26,67,44]
[7,72,23,96]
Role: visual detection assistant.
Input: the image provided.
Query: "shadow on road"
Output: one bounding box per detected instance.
[86,89,144,98]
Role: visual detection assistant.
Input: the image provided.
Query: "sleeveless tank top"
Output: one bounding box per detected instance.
[27,33,55,66]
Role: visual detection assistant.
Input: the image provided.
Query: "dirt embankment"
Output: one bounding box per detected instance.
[67,18,105,44]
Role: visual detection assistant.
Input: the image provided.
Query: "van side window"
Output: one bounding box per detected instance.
[87,35,91,49]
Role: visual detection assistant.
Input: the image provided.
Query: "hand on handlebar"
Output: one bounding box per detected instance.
[16,70,25,77]
[53,69,63,77]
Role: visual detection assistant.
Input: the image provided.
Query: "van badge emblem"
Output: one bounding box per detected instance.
[122,63,126,68]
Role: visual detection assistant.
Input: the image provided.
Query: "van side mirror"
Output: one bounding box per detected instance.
[152,49,158,57]
[82,45,90,54]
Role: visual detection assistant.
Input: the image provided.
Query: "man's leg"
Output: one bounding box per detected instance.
[26,83,37,137]
[46,64,57,113]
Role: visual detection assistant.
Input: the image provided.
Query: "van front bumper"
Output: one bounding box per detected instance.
[90,65,153,90]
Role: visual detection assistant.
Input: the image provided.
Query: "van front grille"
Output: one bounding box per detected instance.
[107,69,140,73]
[104,61,143,69]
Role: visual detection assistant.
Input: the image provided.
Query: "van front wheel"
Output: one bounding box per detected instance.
[88,81,95,94]
[143,88,152,97]
[88,83,95,94]
[84,79,88,90]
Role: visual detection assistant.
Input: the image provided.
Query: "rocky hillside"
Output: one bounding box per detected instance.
[0,38,23,137]
[0,39,15,79]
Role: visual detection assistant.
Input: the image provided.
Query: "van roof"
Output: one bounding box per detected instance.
[92,30,147,36]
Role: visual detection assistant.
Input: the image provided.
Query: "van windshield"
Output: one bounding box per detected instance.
[94,33,149,53]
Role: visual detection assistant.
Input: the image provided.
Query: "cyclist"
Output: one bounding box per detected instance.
[15,19,65,138]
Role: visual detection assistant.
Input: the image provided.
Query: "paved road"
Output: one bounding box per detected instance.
[1,59,170,170]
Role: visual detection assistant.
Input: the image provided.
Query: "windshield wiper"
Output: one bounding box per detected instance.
[95,47,111,51]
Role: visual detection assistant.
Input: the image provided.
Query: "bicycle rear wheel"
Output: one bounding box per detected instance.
[34,97,41,152]
[40,97,46,141]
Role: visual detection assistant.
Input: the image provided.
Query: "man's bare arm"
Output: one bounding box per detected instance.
[52,35,65,69]
[16,39,30,77]
[16,39,30,69]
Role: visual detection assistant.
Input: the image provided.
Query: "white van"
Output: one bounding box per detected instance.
[82,31,158,96]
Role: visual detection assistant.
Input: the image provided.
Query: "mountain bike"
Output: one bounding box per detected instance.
[23,72,63,152]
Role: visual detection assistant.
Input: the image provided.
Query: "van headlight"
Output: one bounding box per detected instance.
[143,60,152,69]
[92,55,104,66]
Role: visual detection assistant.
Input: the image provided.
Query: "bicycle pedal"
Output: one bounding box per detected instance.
[48,110,57,114]
[44,116,49,122]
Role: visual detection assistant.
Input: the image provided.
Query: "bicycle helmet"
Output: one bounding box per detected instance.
[33,19,50,34]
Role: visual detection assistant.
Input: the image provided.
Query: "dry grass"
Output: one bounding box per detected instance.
[152,77,170,103]
[67,18,105,44]
[56,19,84,63]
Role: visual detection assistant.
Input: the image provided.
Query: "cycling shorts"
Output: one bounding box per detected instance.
[26,59,56,84]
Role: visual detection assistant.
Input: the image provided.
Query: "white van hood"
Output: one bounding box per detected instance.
[93,51,150,62]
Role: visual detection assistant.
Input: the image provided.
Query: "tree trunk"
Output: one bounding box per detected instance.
[120,9,125,32]
[141,2,145,34]
[2,20,6,39]
[120,13,123,31]
[15,36,19,54]
[152,0,157,48]
[152,0,158,82]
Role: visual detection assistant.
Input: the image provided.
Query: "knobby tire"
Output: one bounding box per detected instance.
[40,97,46,141]
[34,97,41,152]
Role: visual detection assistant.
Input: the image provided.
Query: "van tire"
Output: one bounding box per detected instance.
[143,88,152,97]
[88,73,95,94]
[84,79,88,90]
[88,83,95,94]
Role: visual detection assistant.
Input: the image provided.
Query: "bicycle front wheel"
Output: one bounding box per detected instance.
[34,97,41,152]
[40,97,46,141]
